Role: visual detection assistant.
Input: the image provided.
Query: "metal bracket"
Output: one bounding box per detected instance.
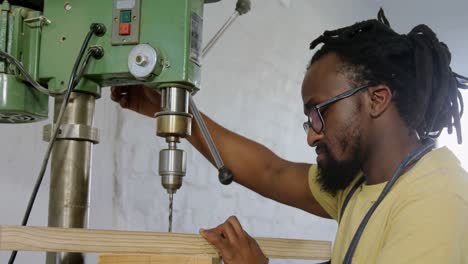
[24,15,51,28]
[43,124,99,144]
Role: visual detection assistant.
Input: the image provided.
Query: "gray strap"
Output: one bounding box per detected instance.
[339,177,366,223]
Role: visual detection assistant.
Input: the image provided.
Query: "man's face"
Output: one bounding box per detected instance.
[302,53,365,195]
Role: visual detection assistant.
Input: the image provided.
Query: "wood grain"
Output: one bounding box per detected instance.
[0,225,331,260]
[98,254,220,264]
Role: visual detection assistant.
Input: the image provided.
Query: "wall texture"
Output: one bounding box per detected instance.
[1,0,467,263]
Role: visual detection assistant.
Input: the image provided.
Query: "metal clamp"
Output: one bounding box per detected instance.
[43,124,99,144]
[24,16,51,27]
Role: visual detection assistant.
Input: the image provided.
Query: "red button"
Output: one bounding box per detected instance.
[119,23,131,35]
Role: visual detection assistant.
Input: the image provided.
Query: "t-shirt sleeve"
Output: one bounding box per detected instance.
[308,165,340,220]
[376,191,468,264]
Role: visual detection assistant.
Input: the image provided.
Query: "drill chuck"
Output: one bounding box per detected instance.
[159,147,186,194]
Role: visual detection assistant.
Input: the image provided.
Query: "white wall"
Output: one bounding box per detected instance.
[1,0,467,263]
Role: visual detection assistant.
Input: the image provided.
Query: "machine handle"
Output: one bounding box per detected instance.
[190,97,234,185]
[235,0,251,15]
[218,166,234,185]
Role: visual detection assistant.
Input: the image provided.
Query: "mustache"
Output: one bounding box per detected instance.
[315,142,329,155]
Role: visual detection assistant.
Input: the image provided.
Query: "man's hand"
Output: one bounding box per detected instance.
[110,85,161,117]
[200,216,268,264]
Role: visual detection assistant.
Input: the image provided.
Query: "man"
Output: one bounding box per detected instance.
[111,11,468,264]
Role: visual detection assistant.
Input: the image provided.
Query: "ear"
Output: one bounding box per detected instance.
[366,84,393,118]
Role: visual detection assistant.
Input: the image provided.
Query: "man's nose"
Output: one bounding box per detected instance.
[307,128,323,147]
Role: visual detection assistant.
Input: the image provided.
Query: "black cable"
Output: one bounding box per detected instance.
[72,46,104,88]
[0,50,61,95]
[7,24,103,264]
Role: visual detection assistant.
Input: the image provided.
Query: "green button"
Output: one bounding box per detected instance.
[120,10,132,23]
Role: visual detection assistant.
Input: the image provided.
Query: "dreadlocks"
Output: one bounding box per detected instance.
[309,9,468,143]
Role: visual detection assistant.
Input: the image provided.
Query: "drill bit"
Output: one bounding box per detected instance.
[168,193,173,232]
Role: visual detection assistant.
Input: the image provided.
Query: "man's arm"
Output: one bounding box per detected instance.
[188,112,330,218]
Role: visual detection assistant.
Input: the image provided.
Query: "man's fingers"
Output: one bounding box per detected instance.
[200,217,266,263]
[110,87,119,101]
[199,228,230,256]
[208,223,227,237]
[226,216,244,236]
[119,96,129,108]
[111,86,125,95]
[200,227,224,243]
[227,215,252,246]
[210,220,239,244]
[223,220,240,245]
[111,87,131,108]
[200,217,244,257]
[111,87,124,101]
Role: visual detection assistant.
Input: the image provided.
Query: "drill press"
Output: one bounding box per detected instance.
[0,0,225,263]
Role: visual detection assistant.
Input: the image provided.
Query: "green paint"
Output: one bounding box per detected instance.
[39,0,204,95]
[0,5,48,123]
[0,0,207,123]
[0,73,48,123]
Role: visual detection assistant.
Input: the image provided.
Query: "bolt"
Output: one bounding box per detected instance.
[64,3,72,11]
[135,54,148,66]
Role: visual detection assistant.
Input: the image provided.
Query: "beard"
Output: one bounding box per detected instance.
[316,139,362,197]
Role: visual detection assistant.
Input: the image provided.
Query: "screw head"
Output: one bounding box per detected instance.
[64,3,72,11]
[135,54,148,66]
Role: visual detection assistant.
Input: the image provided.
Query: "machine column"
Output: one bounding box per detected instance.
[43,91,99,264]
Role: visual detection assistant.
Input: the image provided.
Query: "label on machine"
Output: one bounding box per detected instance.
[116,0,136,9]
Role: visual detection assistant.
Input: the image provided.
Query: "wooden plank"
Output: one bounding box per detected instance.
[98,254,220,264]
[0,225,331,260]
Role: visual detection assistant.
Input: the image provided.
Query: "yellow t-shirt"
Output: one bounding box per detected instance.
[309,147,468,263]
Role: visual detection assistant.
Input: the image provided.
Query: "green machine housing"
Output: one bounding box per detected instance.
[0,0,205,123]
[0,2,46,122]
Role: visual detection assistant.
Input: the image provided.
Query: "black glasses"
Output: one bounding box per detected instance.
[303,83,375,134]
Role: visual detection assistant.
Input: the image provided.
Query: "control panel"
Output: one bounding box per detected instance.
[112,0,141,45]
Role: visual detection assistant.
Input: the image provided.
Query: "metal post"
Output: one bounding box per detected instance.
[44,92,99,264]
